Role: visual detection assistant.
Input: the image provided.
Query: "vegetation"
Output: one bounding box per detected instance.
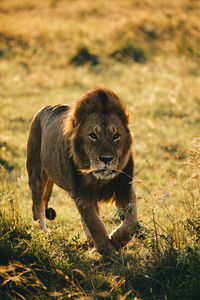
[0,0,200,299]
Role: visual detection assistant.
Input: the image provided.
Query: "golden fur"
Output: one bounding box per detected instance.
[26,88,138,255]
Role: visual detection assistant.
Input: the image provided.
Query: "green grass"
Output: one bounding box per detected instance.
[0,0,200,299]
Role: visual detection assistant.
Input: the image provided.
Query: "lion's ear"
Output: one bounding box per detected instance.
[63,109,78,135]
[68,106,81,128]
[73,101,88,126]
[72,111,82,127]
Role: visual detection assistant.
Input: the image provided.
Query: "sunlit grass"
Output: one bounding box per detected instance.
[0,0,200,298]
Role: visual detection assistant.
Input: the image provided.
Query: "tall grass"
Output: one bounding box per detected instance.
[0,0,200,298]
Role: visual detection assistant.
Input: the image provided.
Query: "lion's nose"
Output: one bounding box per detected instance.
[99,156,114,164]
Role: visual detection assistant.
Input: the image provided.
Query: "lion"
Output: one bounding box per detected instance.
[26,88,138,255]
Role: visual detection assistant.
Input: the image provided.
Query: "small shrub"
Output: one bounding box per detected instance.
[110,41,148,63]
[70,45,99,66]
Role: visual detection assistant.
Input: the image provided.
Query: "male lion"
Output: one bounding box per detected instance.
[26,88,137,255]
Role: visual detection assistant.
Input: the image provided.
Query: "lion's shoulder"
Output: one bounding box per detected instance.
[51,104,70,115]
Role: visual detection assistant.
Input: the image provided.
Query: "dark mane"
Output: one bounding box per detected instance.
[72,88,129,127]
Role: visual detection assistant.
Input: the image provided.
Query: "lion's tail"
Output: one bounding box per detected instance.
[45,207,56,220]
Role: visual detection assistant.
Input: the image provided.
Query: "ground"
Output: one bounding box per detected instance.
[0,0,200,299]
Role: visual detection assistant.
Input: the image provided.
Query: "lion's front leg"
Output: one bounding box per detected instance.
[110,186,138,249]
[81,203,100,239]
[76,202,116,255]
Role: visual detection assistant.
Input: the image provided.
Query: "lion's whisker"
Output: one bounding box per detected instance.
[79,168,96,174]
[79,168,133,180]
[112,169,133,180]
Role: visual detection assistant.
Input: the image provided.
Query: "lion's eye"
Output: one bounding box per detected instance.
[89,133,98,141]
[113,133,121,142]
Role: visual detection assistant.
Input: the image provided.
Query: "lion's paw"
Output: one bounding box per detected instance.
[110,231,130,250]
[95,240,117,256]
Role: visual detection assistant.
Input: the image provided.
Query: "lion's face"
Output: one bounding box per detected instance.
[77,113,132,180]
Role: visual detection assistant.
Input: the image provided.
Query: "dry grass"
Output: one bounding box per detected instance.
[0,0,200,299]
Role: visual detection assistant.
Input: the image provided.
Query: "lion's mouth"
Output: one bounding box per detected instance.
[93,169,116,180]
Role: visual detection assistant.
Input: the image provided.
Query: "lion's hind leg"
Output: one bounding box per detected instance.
[26,109,47,229]
[27,107,56,229]
[28,171,48,230]
[29,172,55,230]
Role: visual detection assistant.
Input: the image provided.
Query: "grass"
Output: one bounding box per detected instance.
[0,0,200,299]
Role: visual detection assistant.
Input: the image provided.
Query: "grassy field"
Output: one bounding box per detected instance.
[0,0,200,299]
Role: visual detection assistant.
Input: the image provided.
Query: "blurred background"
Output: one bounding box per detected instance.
[0,0,199,89]
[0,1,200,298]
